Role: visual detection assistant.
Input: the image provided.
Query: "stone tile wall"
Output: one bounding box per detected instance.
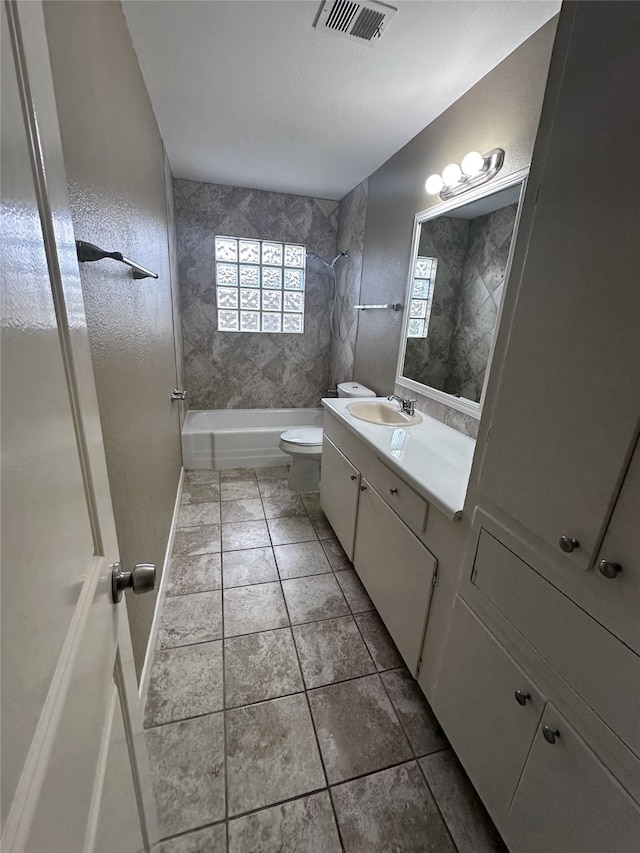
[330,180,369,388]
[174,179,339,409]
[445,205,517,401]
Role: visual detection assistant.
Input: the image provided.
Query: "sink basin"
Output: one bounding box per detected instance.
[347,401,422,427]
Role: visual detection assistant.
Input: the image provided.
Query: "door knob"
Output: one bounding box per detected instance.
[350,474,357,481]
[542,725,560,745]
[514,689,530,706]
[360,484,367,492]
[171,389,187,401]
[598,559,622,579]
[559,536,579,553]
[111,562,156,603]
[390,488,398,495]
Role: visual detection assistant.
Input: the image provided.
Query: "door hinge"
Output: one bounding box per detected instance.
[432,566,439,588]
[416,656,423,676]
[471,566,477,584]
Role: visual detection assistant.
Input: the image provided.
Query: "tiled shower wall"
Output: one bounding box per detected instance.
[330,180,368,389]
[174,180,340,409]
[445,205,517,402]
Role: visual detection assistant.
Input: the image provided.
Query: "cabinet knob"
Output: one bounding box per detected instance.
[598,559,622,579]
[350,474,357,481]
[558,536,580,553]
[514,689,530,706]
[542,725,560,745]
[390,487,398,495]
[360,484,367,492]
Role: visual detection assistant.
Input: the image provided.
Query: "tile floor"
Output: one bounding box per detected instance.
[145,466,506,853]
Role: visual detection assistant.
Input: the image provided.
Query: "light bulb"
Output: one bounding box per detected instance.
[425,174,444,195]
[442,163,462,185]
[461,150,485,176]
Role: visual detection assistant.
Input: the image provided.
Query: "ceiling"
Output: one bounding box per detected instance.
[122,0,560,201]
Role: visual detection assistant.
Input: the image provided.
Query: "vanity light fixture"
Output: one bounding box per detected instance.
[425,148,505,201]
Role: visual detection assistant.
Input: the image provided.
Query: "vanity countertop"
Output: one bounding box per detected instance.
[321,397,476,520]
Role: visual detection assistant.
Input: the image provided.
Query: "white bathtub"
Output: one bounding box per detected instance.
[182,408,324,469]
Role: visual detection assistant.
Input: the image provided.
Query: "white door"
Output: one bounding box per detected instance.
[1,2,157,851]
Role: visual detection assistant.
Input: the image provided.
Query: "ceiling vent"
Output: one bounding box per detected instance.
[315,0,397,45]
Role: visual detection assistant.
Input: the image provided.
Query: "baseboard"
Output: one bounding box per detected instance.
[138,466,184,706]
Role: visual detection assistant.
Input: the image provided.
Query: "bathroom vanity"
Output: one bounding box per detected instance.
[320,397,475,676]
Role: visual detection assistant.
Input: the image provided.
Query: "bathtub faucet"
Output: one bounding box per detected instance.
[171,389,187,401]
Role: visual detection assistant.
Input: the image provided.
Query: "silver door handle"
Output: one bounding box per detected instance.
[111,562,156,603]
[171,389,187,401]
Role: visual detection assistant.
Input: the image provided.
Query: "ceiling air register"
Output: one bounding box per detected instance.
[315,0,397,44]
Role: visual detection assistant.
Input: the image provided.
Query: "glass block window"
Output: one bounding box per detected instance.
[407,256,438,338]
[215,236,306,333]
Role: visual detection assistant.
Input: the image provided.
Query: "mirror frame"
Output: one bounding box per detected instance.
[395,167,529,418]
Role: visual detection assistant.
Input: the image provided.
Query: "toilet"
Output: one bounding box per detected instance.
[279,382,375,492]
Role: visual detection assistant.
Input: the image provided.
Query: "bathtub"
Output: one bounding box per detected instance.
[182,408,324,469]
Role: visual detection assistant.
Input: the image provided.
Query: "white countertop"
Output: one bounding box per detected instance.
[321,397,476,520]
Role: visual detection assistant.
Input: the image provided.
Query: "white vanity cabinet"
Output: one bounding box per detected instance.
[502,705,640,853]
[433,598,545,825]
[354,481,436,673]
[320,437,361,560]
[436,598,640,852]
[320,415,442,676]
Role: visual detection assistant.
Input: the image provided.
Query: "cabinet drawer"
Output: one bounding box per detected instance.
[372,458,428,533]
[433,598,545,826]
[503,704,640,853]
[472,530,640,757]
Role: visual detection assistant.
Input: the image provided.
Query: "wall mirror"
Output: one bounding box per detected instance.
[396,173,526,418]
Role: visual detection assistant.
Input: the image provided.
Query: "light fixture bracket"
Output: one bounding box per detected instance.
[439,148,505,200]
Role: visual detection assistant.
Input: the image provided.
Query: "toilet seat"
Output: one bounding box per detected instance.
[280,427,323,447]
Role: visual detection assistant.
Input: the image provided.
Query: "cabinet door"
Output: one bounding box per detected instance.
[432,598,544,826]
[479,4,640,570]
[503,704,640,853]
[591,435,640,654]
[353,481,436,673]
[320,437,360,560]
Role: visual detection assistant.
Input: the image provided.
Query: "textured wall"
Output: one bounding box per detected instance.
[445,205,517,400]
[43,1,182,678]
[175,180,338,409]
[354,19,557,436]
[330,180,369,388]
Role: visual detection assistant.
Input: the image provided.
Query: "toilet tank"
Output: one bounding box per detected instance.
[337,382,375,398]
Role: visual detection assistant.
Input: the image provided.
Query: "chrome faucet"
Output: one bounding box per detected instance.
[387,394,417,416]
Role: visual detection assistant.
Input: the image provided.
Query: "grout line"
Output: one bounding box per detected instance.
[221,562,230,853]
[416,751,461,852]
[157,817,226,846]
[274,524,346,852]
[225,783,329,829]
